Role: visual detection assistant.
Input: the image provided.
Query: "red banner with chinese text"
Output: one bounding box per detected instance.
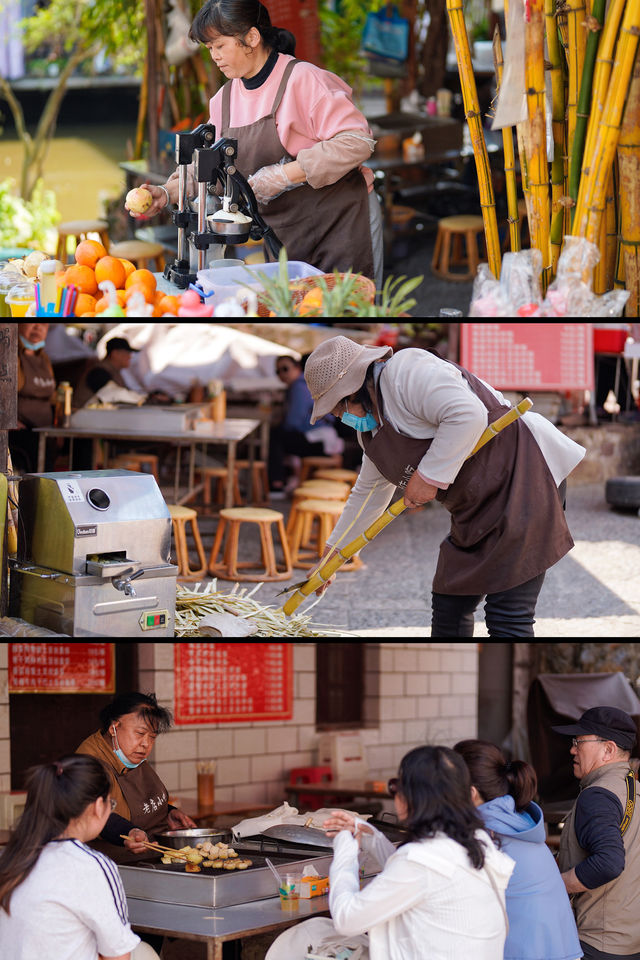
[8,643,115,694]
[174,643,293,724]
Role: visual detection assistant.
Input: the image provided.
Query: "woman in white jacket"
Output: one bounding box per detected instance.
[323,745,515,960]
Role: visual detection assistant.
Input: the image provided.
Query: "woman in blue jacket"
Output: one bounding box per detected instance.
[454,739,582,960]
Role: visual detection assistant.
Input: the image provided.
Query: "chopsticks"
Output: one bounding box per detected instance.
[119,835,188,860]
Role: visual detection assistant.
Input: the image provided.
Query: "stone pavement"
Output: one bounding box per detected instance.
[197,482,640,639]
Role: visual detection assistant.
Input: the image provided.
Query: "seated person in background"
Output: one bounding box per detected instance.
[73,337,139,409]
[269,354,343,496]
[9,322,57,473]
[0,753,159,960]
[454,739,582,960]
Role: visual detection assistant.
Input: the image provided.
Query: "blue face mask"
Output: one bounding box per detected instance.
[20,335,47,352]
[111,725,145,770]
[341,401,378,432]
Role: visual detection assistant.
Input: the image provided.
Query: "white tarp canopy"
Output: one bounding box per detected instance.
[96,322,299,395]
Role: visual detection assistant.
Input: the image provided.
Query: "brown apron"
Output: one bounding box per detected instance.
[18,348,55,428]
[362,358,574,595]
[221,59,374,278]
[94,759,171,864]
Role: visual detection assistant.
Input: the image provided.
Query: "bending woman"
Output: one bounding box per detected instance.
[454,739,582,960]
[129,0,383,288]
[324,745,515,960]
[0,754,158,960]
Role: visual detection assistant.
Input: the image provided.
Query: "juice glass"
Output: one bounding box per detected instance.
[0,271,24,318]
[279,873,301,912]
[7,281,35,318]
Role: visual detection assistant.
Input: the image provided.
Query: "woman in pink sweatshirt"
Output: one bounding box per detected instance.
[133,0,383,286]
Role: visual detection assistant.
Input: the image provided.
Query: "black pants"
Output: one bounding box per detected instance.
[580,940,640,960]
[431,572,546,638]
[268,425,324,486]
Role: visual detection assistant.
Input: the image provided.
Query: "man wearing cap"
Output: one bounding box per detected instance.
[552,707,640,960]
[304,336,586,637]
[74,336,139,409]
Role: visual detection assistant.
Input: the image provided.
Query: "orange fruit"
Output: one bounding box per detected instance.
[74,239,108,269]
[95,255,126,290]
[125,268,156,294]
[74,293,97,317]
[157,294,180,315]
[118,258,136,280]
[297,288,323,315]
[124,282,154,305]
[62,265,98,297]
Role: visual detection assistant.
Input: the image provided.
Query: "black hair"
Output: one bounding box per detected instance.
[190,0,296,55]
[99,692,172,736]
[398,745,488,870]
[0,755,111,913]
[454,739,538,812]
[350,362,377,413]
[277,355,302,370]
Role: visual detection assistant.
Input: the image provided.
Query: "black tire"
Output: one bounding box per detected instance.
[605,476,640,510]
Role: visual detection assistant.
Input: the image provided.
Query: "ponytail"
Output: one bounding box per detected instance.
[0,755,110,914]
[190,0,297,55]
[454,739,538,811]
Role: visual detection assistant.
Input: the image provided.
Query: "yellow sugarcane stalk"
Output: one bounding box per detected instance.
[572,0,640,244]
[580,0,627,179]
[493,26,521,253]
[283,398,534,617]
[446,0,502,278]
[565,0,587,183]
[617,54,640,315]
[546,0,567,276]
[524,0,552,288]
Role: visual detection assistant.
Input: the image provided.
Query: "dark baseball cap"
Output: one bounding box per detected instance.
[552,706,637,751]
[106,337,138,354]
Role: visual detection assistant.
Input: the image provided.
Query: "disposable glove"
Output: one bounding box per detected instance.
[248,159,303,205]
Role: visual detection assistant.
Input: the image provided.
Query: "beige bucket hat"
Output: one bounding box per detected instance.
[305,336,393,425]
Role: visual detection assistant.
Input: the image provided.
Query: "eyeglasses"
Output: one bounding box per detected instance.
[387,777,400,797]
[571,737,608,748]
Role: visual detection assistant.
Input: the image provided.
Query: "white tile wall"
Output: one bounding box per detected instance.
[0,644,8,794]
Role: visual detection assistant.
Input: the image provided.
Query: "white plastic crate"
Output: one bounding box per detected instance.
[197,260,322,299]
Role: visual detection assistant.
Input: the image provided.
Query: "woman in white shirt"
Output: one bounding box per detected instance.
[319,745,515,960]
[0,754,158,960]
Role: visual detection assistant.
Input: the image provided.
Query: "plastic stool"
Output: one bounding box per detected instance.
[313,468,359,486]
[209,507,293,582]
[289,766,335,811]
[431,215,485,281]
[111,453,159,482]
[168,504,207,581]
[234,459,270,504]
[300,454,344,484]
[108,240,165,271]
[56,220,110,263]
[196,466,243,510]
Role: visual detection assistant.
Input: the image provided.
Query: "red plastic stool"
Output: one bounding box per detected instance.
[289,766,334,811]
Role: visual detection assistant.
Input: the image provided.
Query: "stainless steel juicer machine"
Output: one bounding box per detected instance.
[9,470,178,637]
[163,123,283,289]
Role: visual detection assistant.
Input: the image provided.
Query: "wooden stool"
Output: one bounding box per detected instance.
[108,240,165,271]
[168,504,207,581]
[209,507,293,582]
[288,499,344,570]
[287,482,351,540]
[56,219,110,263]
[111,453,159,483]
[196,466,243,510]
[234,459,270,505]
[300,455,344,484]
[502,199,530,252]
[313,468,359,487]
[431,215,485,282]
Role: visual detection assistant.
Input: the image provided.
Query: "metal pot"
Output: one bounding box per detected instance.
[158,828,230,849]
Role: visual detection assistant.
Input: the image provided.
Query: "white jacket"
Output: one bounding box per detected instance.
[329,826,515,960]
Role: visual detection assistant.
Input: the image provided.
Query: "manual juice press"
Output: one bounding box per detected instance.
[9,470,178,637]
[164,122,283,289]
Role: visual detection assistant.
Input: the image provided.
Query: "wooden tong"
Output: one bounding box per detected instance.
[119,835,188,860]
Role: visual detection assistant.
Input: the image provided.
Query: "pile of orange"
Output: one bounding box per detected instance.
[59,239,179,317]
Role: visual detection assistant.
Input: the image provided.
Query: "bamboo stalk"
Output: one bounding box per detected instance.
[617,54,640,315]
[568,0,606,220]
[572,0,640,244]
[546,0,567,275]
[565,0,588,184]
[524,0,552,287]
[493,26,521,253]
[446,0,502,278]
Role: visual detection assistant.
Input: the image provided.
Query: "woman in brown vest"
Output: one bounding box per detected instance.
[304,336,586,638]
[129,0,384,289]
[9,322,57,473]
[76,692,197,865]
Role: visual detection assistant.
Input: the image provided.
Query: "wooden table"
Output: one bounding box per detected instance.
[285,780,392,808]
[34,418,260,509]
